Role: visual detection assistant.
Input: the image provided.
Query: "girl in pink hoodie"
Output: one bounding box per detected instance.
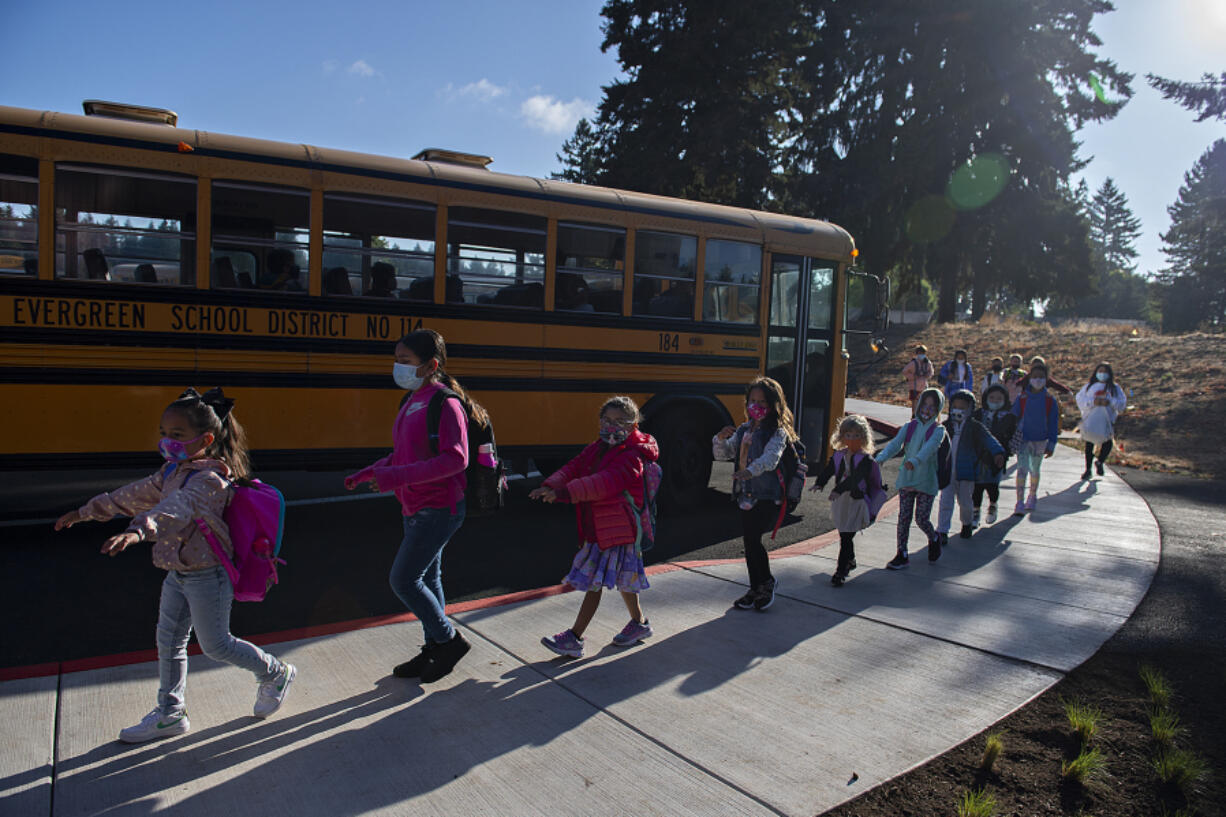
[346,329,489,684]
[532,396,660,659]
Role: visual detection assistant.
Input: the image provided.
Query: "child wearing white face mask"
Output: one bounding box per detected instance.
[973,383,1018,525]
[1011,360,1061,514]
[936,390,1005,541]
[346,329,491,684]
[1076,361,1127,480]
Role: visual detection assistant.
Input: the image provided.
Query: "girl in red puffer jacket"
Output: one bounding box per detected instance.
[531,396,660,659]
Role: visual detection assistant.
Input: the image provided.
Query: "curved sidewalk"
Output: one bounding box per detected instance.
[0,402,1160,816]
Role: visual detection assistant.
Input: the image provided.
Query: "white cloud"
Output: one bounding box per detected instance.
[442,78,508,103]
[348,59,378,78]
[520,95,594,135]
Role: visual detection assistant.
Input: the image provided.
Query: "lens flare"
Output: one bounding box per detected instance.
[946,153,1010,210]
[905,195,956,243]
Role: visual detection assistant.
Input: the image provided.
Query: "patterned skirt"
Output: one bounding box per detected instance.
[564,542,650,594]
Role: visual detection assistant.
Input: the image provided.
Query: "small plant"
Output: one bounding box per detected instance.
[1061,746,1106,784]
[980,730,1004,771]
[1140,664,1172,709]
[1064,699,1103,745]
[1153,747,1207,792]
[1149,707,1183,746]
[956,786,997,817]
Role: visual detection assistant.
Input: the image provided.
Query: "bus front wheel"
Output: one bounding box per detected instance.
[654,412,714,511]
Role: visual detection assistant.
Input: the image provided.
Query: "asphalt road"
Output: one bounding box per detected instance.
[1,455,902,669]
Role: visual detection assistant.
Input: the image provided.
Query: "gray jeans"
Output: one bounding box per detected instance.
[157,565,281,715]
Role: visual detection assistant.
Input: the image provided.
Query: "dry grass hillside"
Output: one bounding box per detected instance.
[847,315,1226,478]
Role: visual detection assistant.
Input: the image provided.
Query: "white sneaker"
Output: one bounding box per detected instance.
[985,504,998,525]
[971,509,981,529]
[253,663,296,719]
[119,708,189,743]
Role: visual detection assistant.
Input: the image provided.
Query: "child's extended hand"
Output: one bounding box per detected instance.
[732,468,752,481]
[54,509,82,531]
[716,426,736,440]
[904,460,915,471]
[101,531,141,557]
[1044,449,1054,459]
[810,481,824,493]
[344,468,377,491]
[529,486,557,503]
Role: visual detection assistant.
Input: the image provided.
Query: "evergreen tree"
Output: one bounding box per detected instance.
[552,118,603,184]
[1157,138,1226,330]
[1089,177,1142,272]
[1147,71,1226,122]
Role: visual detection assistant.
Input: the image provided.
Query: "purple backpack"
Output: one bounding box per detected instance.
[176,465,286,601]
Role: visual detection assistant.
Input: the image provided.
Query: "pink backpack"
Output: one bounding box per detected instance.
[623,459,662,553]
[177,465,286,601]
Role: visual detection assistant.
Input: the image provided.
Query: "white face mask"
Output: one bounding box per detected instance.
[393,362,424,391]
[1096,372,1109,382]
[987,399,1005,411]
[1030,377,1046,390]
[949,408,967,422]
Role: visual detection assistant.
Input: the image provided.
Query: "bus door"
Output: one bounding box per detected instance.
[767,255,837,462]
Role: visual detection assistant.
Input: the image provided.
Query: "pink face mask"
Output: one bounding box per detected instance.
[747,403,769,421]
[159,434,205,462]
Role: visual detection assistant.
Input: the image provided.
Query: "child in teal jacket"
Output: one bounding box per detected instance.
[875,387,948,567]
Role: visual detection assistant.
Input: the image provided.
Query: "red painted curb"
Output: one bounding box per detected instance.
[0,408,906,683]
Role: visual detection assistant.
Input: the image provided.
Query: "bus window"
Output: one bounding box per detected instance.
[0,154,38,276]
[556,222,625,314]
[211,181,309,292]
[809,265,835,330]
[54,165,196,286]
[702,239,761,323]
[447,206,545,308]
[323,193,436,300]
[632,230,696,318]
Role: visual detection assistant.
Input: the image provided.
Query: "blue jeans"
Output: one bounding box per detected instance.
[390,501,466,644]
[156,565,282,715]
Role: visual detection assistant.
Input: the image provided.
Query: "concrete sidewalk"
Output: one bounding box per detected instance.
[0,403,1160,817]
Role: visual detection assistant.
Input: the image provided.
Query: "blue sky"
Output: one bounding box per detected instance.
[3,0,1223,278]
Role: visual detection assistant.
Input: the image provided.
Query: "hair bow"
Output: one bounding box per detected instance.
[199,387,236,422]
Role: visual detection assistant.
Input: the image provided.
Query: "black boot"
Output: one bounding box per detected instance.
[419,631,471,683]
[960,524,973,539]
[393,643,436,679]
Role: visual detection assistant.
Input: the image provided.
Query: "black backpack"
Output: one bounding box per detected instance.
[425,388,505,516]
[776,438,808,513]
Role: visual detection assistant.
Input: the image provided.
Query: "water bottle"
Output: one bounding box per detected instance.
[477,443,497,469]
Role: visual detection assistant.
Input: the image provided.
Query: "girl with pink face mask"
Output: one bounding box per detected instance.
[54,388,295,744]
[713,376,798,612]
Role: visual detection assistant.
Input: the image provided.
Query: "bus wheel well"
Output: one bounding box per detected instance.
[644,399,726,511]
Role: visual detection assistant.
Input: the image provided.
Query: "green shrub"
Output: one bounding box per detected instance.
[1153,747,1207,792]
[980,730,1004,771]
[1139,664,1172,709]
[1149,707,1183,746]
[1064,699,1103,745]
[1061,746,1106,784]
[956,786,997,817]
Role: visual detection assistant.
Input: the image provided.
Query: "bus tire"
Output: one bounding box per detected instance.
[654,410,715,511]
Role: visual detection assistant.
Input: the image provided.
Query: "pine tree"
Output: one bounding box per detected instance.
[1158,138,1226,330]
[1089,178,1142,272]
[552,118,603,184]
[1147,71,1226,122]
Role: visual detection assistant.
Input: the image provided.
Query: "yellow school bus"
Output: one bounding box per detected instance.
[0,101,862,507]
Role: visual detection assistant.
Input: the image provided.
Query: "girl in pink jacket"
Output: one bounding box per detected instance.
[346,329,489,684]
[532,396,660,658]
[54,388,295,744]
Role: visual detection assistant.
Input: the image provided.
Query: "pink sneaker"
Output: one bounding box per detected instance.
[1024,495,1037,512]
[1013,501,1026,516]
